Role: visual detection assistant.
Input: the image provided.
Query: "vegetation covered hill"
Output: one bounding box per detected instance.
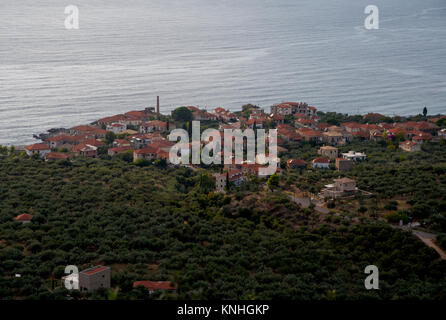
[0,151,445,300]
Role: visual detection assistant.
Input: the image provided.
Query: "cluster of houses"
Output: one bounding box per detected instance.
[23,101,317,168]
[23,105,177,162]
[285,146,366,174]
[21,100,445,195]
[273,113,444,153]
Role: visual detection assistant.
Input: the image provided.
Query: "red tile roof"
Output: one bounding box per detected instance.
[25,143,50,151]
[14,213,33,221]
[82,266,108,275]
[134,146,158,154]
[313,158,329,163]
[73,144,98,153]
[141,120,167,128]
[98,114,127,123]
[125,110,146,119]
[109,147,132,153]
[341,122,362,129]
[46,152,70,160]
[80,139,105,147]
[294,113,307,119]
[287,159,306,166]
[71,125,97,132]
[400,140,417,147]
[133,281,176,291]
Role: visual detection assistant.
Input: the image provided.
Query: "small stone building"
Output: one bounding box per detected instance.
[318,146,338,159]
[79,265,111,292]
[335,158,353,172]
[322,178,357,199]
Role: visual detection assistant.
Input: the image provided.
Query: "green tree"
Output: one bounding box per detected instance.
[436,118,446,128]
[267,174,280,190]
[423,106,427,117]
[197,173,215,193]
[105,131,116,144]
[172,107,193,122]
[119,150,133,163]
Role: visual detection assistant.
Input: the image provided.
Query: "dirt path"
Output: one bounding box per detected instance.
[394,226,446,260]
[412,229,446,260]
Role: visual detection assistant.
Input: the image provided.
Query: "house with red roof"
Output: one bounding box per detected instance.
[113,139,131,148]
[73,144,98,158]
[341,122,362,133]
[369,129,384,142]
[399,140,421,152]
[214,107,237,122]
[70,125,97,135]
[269,113,285,124]
[46,135,74,149]
[271,102,317,117]
[14,213,33,224]
[98,114,137,126]
[79,266,110,292]
[25,143,51,157]
[296,128,323,143]
[412,132,432,144]
[322,131,346,146]
[80,139,105,148]
[124,110,148,121]
[133,146,158,161]
[108,146,133,157]
[45,152,71,161]
[352,130,370,140]
[415,121,439,133]
[379,123,394,130]
[278,128,302,142]
[387,127,408,140]
[47,135,89,148]
[245,118,264,129]
[295,118,318,130]
[70,125,107,139]
[133,281,177,294]
[311,158,330,169]
[140,120,168,134]
[271,103,293,116]
[286,159,306,170]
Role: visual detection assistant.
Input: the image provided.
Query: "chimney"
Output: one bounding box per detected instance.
[156,96,160,116]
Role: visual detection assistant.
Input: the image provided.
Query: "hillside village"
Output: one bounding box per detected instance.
[2,99,446,300]
[20,98,446,199]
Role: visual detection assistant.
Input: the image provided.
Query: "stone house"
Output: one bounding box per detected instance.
[318,146,338,159]
[79,266,111,292]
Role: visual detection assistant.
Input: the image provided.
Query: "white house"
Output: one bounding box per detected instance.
[106,123,126,134]
[25,143,51,157]
[341,151,367,161]
[312,158,330,169]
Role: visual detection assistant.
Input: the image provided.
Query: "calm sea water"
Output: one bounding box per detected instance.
[1,0,446,145]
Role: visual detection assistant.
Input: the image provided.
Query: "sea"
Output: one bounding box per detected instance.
[1,0,446,145]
